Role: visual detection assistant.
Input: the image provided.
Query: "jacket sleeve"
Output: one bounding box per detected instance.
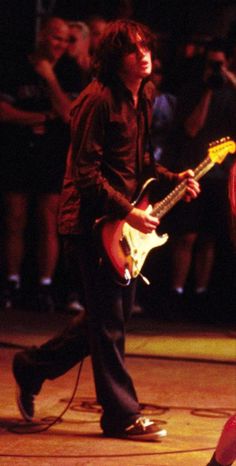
[70,94,133,219]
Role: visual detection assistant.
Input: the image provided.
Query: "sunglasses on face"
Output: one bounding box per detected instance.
[206,59,224,70]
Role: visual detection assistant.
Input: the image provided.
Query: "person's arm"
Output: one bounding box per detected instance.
[0,100,47,127]
[34,59,72,123]
[71,94,200,234]
[126,169,199,233]
[155,163,200,201]
[71,95,135,218]
[222,67,236,88]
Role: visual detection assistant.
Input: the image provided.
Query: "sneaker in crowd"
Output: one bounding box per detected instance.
[103,416,167,441]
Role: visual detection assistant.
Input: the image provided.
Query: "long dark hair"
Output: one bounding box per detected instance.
[93,19,155,83]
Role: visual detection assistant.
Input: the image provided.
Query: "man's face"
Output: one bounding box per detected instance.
[41,20,69,62]
[68,26,90,59]
[205,50,228,75]
[120,36,152,81]
[89,19,107,53]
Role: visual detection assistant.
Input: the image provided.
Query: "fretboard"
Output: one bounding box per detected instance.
[152,156,215,219]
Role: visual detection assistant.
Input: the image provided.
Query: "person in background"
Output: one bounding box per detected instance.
[150,56,177,164]
[226,20,236,79]
[67,21,92,91]
[164,38,236,321]
[0,17,72,312]
[57,20,94,314]
[87,15,108,58]
[133,55,177,317]
[167,33,210,96]
[12,19,200,440]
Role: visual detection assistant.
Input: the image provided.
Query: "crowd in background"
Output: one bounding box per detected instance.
[0,11,236,323]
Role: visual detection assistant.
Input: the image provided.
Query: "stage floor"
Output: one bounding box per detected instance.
[0,308,235,466]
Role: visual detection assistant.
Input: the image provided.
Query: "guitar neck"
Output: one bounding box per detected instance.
[153,155,215,219]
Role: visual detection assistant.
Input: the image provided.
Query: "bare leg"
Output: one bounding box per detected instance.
[194,233,216,291]
[4,192,29,278]
[36,193,60,281]
[171,232,197,291]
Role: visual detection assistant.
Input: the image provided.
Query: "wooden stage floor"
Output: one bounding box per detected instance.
[0,308,235,466]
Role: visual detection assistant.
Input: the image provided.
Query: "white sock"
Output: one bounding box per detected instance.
[39,277,52,286]
[8,274,20,288]
[195,287,207,294]
[173,287,184,294]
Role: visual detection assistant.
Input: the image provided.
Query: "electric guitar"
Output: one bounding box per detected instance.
[96,137,236,285]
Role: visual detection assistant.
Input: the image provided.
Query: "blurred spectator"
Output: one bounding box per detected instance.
[167,34,211,95]
[0,17,75,312]
[164,37,236,321]
[226,20,236,74]
[87,15,108,57]
[150,56,177,164]
[55,21,92,100]
[57,20,95,314]
[67,21,92,90]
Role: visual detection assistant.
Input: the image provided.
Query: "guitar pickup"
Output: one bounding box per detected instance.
[120,235,131,256]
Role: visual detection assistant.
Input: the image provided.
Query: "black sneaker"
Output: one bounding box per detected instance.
[12,351,43,421]
[104,417,167,441]
[15,386,35,422]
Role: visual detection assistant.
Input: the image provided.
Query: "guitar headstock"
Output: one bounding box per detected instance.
[208,137,236,164]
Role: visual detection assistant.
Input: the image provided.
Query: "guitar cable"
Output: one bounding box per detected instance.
[9,358,84,434]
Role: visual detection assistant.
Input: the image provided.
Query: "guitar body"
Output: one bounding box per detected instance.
[97,138,236,284]
[98,179,168,283]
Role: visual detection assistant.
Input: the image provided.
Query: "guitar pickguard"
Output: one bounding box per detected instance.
[122,222,168,278]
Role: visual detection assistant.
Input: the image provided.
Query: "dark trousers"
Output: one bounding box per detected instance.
[22,234,140,431]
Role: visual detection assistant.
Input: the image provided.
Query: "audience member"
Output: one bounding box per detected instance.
[67,21,92,90]
[167,33,210,95]
[164,38,236,321]
[87,15,108,57]
[150,56,177,164]
[58,20,94,314]
[226,20,236,76]
[0,17,73,312]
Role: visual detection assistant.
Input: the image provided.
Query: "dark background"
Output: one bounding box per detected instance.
[1,0,236,59]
